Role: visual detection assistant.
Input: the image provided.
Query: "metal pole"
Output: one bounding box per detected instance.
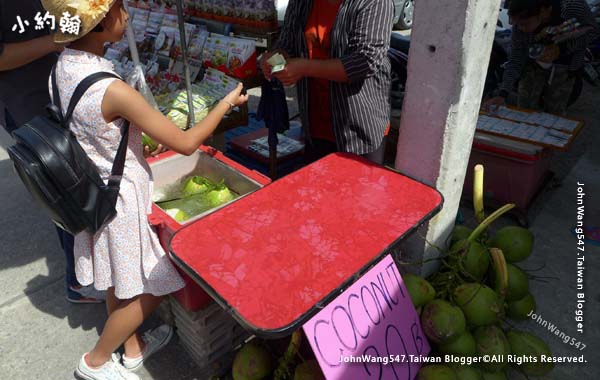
[175,0,196,128]
[125,19,159,109]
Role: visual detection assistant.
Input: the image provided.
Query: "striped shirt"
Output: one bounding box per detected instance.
[275,0,394,155]
[501,0,600,94]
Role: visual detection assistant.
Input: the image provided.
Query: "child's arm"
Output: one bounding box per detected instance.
[101,81,248,155]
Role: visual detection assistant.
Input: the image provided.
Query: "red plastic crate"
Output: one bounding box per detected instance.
[147,146,271,311]
[464,139,552,211]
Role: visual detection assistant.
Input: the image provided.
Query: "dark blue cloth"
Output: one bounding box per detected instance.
[55,227,82,295]
[256,79,290,150]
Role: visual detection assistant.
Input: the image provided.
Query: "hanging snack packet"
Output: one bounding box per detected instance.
[211,36,230,67]
[156,26,178,56]
[244,0,258,21]
[227,38,255,72]
[162,13,178,28]
[202,36,216,63]
[146,10,165,35]
[234,0,245,19]
[188,30,209,60]
[222,0,235,18]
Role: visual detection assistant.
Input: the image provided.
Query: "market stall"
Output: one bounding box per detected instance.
[117,2,446,378]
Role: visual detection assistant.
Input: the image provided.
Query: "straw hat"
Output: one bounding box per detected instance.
[41,0,118,43]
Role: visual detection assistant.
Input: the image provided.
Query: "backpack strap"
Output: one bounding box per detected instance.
[51,66,130,190]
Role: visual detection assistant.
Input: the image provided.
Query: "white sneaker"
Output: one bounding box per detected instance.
[122,324,174,371]
[75,353,139,380]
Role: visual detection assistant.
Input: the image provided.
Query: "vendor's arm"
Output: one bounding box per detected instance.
[261,0,303,79]
[484,27,529,110]
[499,27,530,98]
[560,0,600,55]
[273,58,348,86]
[102,81,248,156]
[0,35,64,71]
[339,0,394,82]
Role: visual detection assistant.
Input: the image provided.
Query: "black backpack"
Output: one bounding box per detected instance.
[7,67,130,235]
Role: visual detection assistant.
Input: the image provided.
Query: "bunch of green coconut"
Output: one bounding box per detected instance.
[404,165,553,380]
[231,331,325,380]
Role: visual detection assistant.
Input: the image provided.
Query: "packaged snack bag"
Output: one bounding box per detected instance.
[211,36,230,67]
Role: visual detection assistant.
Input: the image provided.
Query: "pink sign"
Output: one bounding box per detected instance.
[303,255,430,380]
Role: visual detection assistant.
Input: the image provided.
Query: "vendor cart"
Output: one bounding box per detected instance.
[164,152,442,338]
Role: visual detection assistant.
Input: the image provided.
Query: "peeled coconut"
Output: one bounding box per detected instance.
[294,360,325,380]
[206,187,235,207]
[482,371,507,380]
[182,176,214,197]
[489,226,534,263]
[403,274,436,308]
[165,208,191,223]
[454,284,503,327]
[232,342,273,380]
[507,293,536,320]
[473,326,511,372]
[438,331,477,357]
[417,365,458,380]
[421,299,466,344]
[451,225,473,245]
[453,366,483,380]
[507,330,553,376]
[451,240,491,281]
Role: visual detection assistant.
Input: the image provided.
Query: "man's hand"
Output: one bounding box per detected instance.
[538,44,560,63]
[483,96,506,112]
[272,58,307,86]
[259,50,289,81]
[143,144,168,158]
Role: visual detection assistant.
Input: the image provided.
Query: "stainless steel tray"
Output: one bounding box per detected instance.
[150,150,263,225]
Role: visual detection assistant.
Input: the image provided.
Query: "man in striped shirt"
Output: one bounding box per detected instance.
[260,0,394,164]
[487,0,599,114]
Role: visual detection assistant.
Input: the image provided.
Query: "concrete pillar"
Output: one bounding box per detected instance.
[394,0,501,275]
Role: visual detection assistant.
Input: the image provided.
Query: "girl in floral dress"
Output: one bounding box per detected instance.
[41,1,248,379]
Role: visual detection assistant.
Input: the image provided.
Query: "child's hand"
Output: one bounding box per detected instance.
[144,143,168,158]
[223,83,249,107]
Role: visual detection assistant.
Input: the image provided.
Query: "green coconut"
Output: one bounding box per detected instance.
[450,240,490,281]
[507,330,553,376]
[473,326,511,372]
[403,274,436,308]
[507,293,536,320]
[505,264,529,301]
[438,331,477,357]
[294,360,325,380]
[421,300,466,344]
[481,371,507,380]
[453,366,483,380]
[142,133,159,151]
[489,226,534,263]
[454,284,503,327]
[232,342,273,380]
[417,365,458,380]
[451,225,473,245]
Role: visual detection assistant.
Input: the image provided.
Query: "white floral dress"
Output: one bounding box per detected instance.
[50,48,184,299]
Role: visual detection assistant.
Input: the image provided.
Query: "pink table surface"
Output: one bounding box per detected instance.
[169,153,443,337]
